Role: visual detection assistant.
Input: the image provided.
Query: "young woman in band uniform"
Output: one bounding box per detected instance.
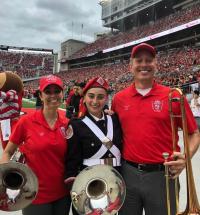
[65,77,122,215]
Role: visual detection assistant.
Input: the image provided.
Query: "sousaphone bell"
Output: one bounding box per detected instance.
[71,164,126,215]
[0,150,38,211]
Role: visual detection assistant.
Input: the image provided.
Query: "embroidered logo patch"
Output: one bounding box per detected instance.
[152,100,163,112]
[96,77,105,86]
[66,125,73,139]
[39,132,44,137]
[123,105,130,111]
[60,126,67,139]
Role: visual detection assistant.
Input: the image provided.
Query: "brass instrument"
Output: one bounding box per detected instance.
[164,88,200,215]
[163,152,171,215]
[0,149,38,211]
[71,164,126,215]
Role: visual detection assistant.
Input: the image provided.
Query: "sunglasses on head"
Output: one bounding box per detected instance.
[43,88,62,95]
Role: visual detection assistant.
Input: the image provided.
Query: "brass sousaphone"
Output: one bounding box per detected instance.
[0,150,38,211]
[71,165,126,215]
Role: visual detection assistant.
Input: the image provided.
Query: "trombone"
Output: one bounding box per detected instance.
[164,88,200,215]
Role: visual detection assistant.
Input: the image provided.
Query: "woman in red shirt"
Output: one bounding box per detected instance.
[0,75,70,215]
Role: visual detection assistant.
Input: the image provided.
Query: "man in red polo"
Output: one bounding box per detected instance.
[112,43,200,215]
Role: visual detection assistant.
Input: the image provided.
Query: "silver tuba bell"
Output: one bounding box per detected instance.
[71,165,126,215]
[0,149,38,211]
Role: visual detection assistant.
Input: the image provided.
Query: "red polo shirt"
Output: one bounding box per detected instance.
[112,83,197,164]
[10,110,69,204]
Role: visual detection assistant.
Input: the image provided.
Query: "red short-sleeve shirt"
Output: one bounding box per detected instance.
[112,83,197,164]
[10,110,69,204]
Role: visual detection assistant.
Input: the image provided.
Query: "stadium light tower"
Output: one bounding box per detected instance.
[99,0,110,5]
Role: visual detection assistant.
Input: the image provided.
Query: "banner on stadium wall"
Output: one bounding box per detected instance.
[103,18,200,53]
[2,45,54,54]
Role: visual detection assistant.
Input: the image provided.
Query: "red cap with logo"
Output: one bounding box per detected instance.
[131,43,156,58]
[39,75,63,91]
[83,77,109,94]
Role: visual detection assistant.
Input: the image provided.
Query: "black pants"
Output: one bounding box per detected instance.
[22,195,71,215]
[119,162,179,215]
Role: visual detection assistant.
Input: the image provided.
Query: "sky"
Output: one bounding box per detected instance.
[0,0,107,52]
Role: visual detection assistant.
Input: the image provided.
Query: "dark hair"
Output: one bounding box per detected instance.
[79,82,86,88]
[74,82,86,88]
[194,90,199,96]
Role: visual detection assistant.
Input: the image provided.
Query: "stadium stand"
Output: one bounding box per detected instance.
[2,0,200,99]
[0,51,54,79]
[22,45,200,97]
[69,2,200,60]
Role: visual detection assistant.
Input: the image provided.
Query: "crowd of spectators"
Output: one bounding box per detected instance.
[0,51,54,79]
[22,46,200,98]
[70,3,200,59]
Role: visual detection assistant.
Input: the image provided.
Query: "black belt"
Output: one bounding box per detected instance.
[125,160,164,172]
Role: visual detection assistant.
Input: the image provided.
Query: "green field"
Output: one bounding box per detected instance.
[22,99,65,109]
[22,99,36,108]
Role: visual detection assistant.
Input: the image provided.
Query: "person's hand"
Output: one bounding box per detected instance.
[64,177,76,190]
[87,208,103,215]
[0,90,20,120]
[0,159,10,165]
[107,196,120,212]
[0,90,17,102]
[104,109,114,115]
[194,99,198,106]
[164,152,186,179]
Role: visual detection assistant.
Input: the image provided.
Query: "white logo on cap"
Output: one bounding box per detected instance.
[46,75,57,83]
[96,77,105,86]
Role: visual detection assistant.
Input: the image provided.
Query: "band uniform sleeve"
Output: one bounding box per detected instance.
[65,121,82,179]
[112,114,122,152]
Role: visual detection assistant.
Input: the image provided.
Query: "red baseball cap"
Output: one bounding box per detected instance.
[83,77,109,94]
[131,43,156,58]
[39,75,63,91]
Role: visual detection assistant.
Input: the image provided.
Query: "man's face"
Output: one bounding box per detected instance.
[130,50,157,85]
[73,86,79,95]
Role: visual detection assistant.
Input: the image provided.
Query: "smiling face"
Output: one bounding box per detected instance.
[40,84,63,110]
[83,87,108,118]
[130,50,157,88]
